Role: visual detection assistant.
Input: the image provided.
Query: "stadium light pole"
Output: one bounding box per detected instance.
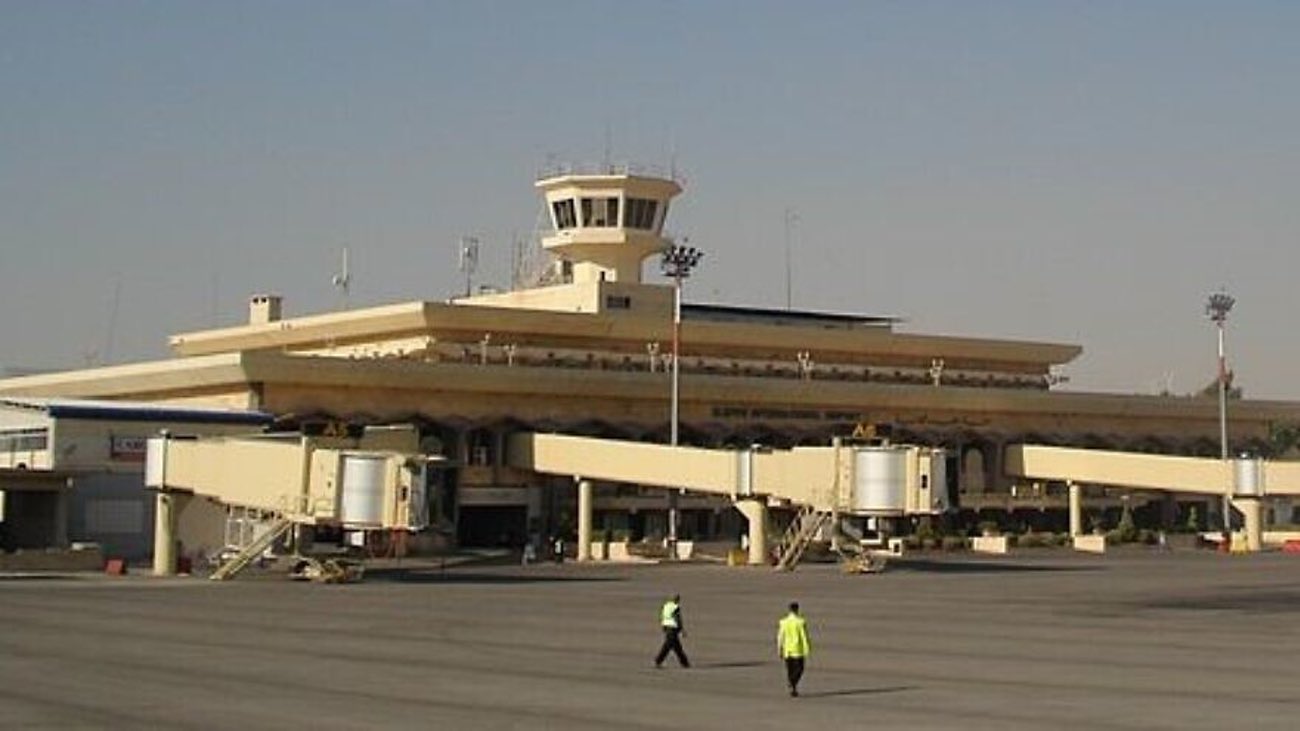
[1206,290,1235,534]
[662,242,704,557]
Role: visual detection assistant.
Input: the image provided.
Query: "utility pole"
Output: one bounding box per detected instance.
[661,242,704,558]
[1206,290,1235,535]
[783,208,798,310]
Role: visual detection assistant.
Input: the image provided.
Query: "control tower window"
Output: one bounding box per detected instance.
[581,197,619,228]
[552,199,577,230]
[625,198,659,230]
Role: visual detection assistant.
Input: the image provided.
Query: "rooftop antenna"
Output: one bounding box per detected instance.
[458,236,479,297]
[102,277,121,364]
[668,126,677,180]
[783,207,799,310]
[331,246,351,309]
[209,271,221,326]
[603,121,612,173]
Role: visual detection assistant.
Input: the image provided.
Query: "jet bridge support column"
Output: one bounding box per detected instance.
[1234,457,1264,553]
[152,490,178,576]
[734,498,768,566]
[1068,481,1083,538]
[1239,498,1263,552]
[577,478,593,561]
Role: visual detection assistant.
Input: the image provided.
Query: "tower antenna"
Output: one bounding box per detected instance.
[783,208,799,310]
[103,277,122,364]
[331,246,351,309]
[603,121,612,172]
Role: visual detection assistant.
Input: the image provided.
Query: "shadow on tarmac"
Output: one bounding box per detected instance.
[366,568,625,584]
[694,660,770,669]
[1140,589,1300,614]
[800,685,917,699]
[888,559,1100,574]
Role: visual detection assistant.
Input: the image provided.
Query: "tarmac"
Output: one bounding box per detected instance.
[2,549,1299,730]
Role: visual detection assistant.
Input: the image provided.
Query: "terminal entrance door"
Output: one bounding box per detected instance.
[457,505,527,548]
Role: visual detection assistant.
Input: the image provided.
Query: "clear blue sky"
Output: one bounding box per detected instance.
[2,1,1297,398]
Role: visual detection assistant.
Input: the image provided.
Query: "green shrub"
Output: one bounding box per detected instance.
[916,518,940,544]
[1116,504,1139,543]
[942,536,967,551]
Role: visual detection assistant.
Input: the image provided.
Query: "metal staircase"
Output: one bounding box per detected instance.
[774,505,830,571]
[209,516,294,581]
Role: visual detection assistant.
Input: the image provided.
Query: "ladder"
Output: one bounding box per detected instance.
[209,516,294,581]
[774,506,830,571]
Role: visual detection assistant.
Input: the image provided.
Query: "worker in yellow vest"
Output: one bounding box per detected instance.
[776,601,811,697]
[654,594,691,668]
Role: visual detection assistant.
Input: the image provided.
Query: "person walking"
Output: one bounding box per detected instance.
[654,594,691,668]
[777,601,811,697]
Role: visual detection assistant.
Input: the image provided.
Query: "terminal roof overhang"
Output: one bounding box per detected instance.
[0,468,74,491]
[0,396,272,425]
[165,299,1082,373]
[3,349,1298,426]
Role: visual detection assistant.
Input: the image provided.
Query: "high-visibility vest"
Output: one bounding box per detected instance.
[661,600,680,629]
[778,613,810,658]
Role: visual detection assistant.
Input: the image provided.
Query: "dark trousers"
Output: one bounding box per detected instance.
[784,657,805,691]
[654,628,690,667]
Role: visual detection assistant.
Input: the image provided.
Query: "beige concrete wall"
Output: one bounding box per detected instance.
[51,419,262,472]
[466,281,675,319]
[175,495,229,561]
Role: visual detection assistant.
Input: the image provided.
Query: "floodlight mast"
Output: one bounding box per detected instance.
[1205,290,1235,534]
[661,242,703,557]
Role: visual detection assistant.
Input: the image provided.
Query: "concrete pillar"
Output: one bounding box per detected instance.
[1239,497,1263,552]
[54,483,70,548]
[152,491,177,576]
[576,479,593,561]
[734,498,768,565]
[991,441,1007,495]
[1068,481,1083,538]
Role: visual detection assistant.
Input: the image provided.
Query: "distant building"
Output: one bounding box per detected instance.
[0,397,270,558]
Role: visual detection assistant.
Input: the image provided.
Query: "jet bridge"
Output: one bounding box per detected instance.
[507,433,948,566]
[1006,444,1300,551]
[144,432,436,578]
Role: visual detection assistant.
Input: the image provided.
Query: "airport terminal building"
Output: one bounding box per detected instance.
[3,168,1298,549]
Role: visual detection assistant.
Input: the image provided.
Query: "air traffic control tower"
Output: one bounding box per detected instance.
[536,170,682,285]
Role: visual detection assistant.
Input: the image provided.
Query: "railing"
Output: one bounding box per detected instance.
[351,341,1047,391]
[210,516,294,581]
[774,506,830,571]
[536,161,685,184]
